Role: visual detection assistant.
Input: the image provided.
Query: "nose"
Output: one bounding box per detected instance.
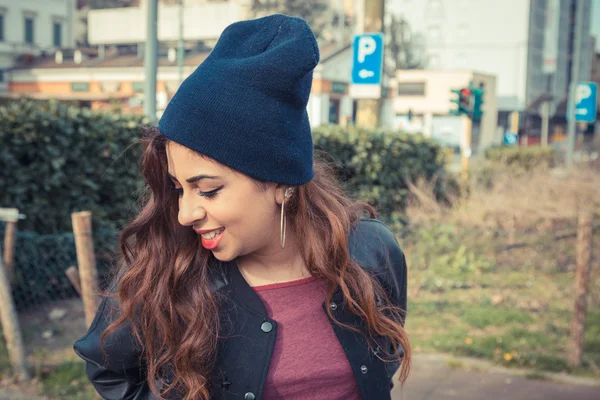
[177,194,207,227]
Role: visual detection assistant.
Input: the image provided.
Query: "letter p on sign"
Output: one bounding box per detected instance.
[358,37,376,63]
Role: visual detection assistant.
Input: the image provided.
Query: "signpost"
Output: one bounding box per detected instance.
[568,82,598,123]
[350,33,384,99]
[504,132,518,146]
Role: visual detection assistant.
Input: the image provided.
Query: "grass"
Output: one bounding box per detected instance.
[407,299,599,376]
[39,361,97,400]
[405,224,600,379]
[402,159,600,382]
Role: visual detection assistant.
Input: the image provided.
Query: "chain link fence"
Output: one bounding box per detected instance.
[0,220,118,311]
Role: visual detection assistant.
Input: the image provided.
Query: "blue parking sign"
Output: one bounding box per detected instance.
[351,33,384,85]
[573,82,597,122]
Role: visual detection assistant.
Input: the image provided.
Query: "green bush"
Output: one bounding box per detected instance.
[313,124,451,221]
[0,99,148,234]
[1,103,449,235]
[484,145,556,170]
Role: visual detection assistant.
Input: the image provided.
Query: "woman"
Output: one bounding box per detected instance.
[74,14,411,400]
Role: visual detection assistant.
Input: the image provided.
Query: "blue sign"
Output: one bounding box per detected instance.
[504,132,518,146]
[351,33,384,85]
[572,82,597,122]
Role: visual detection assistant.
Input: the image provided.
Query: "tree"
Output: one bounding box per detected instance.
[385,14,426,71]
[250,0,331,40]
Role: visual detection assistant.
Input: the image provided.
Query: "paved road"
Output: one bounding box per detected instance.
[392,354,600,400]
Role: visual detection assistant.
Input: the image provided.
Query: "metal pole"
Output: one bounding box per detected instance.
[178,0,185,84]
[566,1,584,168]
[144,0,158,124]
[541,101,549,147]
[354,0,385,129]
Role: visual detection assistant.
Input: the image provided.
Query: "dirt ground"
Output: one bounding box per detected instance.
[18,298,89,368]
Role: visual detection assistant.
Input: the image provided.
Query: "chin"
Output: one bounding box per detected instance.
[211,248,235,262]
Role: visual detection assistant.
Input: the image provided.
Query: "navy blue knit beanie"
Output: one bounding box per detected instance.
[158,14,320,185]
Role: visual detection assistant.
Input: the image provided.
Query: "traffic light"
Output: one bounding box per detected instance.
[470,83,484,122]
[450,83,485,121]
[450,87,471,116]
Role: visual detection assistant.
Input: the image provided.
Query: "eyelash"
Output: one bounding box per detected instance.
[171,185,223,199]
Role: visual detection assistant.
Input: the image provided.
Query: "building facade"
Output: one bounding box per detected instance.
[392,69,499,153]
[7,45,372,127]
[0,0,77,91]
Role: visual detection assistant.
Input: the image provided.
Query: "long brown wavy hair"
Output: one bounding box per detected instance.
[101,126,411,399]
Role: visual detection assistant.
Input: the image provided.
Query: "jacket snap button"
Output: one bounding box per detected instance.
[360,365,368,374]
[244,392,256,400]
[261,321,273,333]
[330,302,338,311]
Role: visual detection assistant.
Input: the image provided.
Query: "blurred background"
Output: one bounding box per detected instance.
[0,0,600,399]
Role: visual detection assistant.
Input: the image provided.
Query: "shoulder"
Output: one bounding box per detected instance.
[348,218,405,271]
[348,218,407,306]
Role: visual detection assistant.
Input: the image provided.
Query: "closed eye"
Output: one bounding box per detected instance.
[170,183,184,196]
[169,183,222,199]
[200,186,223,199]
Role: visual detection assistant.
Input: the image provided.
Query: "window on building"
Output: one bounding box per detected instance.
[398,82,426,96]
[331,82,347,94]
[132,82,145,92]
[0,70,4,83]
[71,82,89,92]
[0,14,5,42]
[53,22,62,47]
[24,17,34,44]
[329,98,340,124]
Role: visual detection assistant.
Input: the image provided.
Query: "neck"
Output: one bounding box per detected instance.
[235,225,309,287]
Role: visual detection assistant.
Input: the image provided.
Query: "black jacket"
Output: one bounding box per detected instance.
[73,219,407,400]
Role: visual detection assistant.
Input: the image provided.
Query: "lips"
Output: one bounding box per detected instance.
[195,227,225,250]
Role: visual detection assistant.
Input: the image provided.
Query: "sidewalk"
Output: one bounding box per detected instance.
[393,354,600,400]
[0,387,46,400]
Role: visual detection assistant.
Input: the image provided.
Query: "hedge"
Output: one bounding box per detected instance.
[0,99,148,234]
[312,124,449,220]
[484,145,556,170]
[1,101,448,235]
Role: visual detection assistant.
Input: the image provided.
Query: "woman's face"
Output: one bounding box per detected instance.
[165,141,284,261]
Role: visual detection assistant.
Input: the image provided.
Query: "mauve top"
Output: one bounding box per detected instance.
[253,276,362,400]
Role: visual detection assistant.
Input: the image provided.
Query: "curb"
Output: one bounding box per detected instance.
[412,352,600,388]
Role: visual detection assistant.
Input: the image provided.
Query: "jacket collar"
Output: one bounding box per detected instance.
[213,260,269,316]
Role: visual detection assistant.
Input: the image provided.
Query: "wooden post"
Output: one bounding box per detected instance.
[568,211,593,368]
[65,266,82,296]
[0,257,30,381]
[72,211,99,327]
[3,220,17,283]
[2,209,20,283]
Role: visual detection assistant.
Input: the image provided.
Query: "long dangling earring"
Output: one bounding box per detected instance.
[280,187,293,249]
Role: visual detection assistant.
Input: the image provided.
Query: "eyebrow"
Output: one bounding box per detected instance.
[167,172,220,184]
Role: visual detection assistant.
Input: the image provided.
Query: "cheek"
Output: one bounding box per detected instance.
[215,193,277,244]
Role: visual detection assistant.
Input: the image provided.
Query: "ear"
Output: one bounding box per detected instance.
[274,184,294,205]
